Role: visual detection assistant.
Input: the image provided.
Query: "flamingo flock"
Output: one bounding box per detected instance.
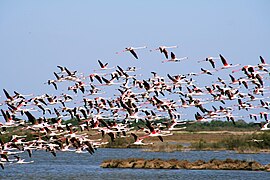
[0,45,269,169]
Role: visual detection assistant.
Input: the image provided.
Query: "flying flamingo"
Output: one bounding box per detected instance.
[198,56,219,68]
[258,56,269,66]
[13,155,34,164]
[150,45,178,59]
[145,120,172,142]
[200,68,215,75]
[95,60,115,71]
[116,46,147,59]
[162,52,188,63]
[100,77,121,86]
[216,54,240,70]
[255,121,270,131]
[167,121,187,131]
[130,133,153,145]
[249,113,259,121]
[260,121,270,131]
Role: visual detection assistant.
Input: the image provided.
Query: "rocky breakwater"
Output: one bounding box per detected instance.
[101,158,270,171]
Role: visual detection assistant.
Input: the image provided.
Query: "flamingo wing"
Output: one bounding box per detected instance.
[209,59,215,68]
[130,49,138,59]
[157,135,163,142]
[162,48,169,59]
[219,54,229,66]
[260,56,265,64]
[98,60,104,68]
[3,89,12,100]
[171,52,176,60]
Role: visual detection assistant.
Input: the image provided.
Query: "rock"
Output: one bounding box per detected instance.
[178,160,192,169]
[206,164,219,170]
[265,164,270,172]
[100,158,267,171]
[100,159,117,168]
[237,161,250,170]
[162,161,174,169]
[144,159,158,169]
[100,160,111,168]
[209,159,223,166]
[167,159,181,169]
[117,160,134,168]
[133,159,146,168]
[250,161,264,171]
[207,160,222,170]
[109,159,121,168]
[224,158,235,164]
[193,159,205,166]
[189,160,206,170]
[144,159,173,169]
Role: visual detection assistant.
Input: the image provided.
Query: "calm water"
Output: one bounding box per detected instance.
[1,149,269,180]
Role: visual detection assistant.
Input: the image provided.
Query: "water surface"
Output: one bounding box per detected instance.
[1,149,269,180]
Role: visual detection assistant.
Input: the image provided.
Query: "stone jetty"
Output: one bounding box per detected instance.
[101,158,270,172]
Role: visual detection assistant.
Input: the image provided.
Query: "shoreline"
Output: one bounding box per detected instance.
[100,146,270,154]
[100,130,270,154]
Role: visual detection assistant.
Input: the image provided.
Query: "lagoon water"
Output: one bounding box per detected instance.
[1,148,270,180]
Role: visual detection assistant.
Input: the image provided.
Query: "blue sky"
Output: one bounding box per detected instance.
[0,0,270,121]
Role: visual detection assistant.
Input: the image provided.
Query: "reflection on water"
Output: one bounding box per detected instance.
[1,149,269,180]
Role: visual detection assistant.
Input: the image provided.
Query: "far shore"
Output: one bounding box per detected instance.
[100,130,270,154]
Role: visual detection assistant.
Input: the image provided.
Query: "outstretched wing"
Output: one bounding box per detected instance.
[219,54,228,66]
[98,60,104,68]
[130,49,138,59]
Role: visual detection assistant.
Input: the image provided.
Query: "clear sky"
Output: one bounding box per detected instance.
[0,0,270,120]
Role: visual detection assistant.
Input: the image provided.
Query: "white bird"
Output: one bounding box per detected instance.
[116,46,147,59]
[198,56,219,68]
[260,121,270,131]
[162,52,188,63]
[130,133,153,145]
[13,156,34,164]
[216,54,240,70]
[95,60,115,71]
[150,45,178,59]
[168,121,187,131]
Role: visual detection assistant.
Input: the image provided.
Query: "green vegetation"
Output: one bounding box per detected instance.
[185,120,259,132]
[190,131,270,153]
[144,143,184,152]
[106,137,131,148]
